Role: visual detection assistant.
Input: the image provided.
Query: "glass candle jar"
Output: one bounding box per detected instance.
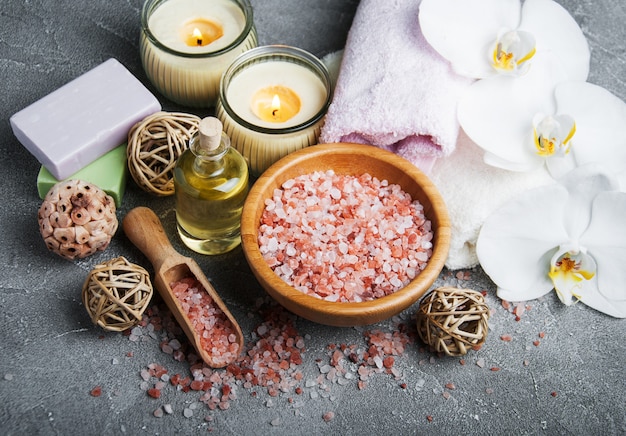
[140,0,257,108]
[216,46,332,176]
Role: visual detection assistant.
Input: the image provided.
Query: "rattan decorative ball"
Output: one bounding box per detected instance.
[82,256,153,332]
[416,287,490,356]
[38,179,118,260]
[127,111,200,196]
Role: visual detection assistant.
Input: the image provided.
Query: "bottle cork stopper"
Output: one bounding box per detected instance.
[198,117,223,151]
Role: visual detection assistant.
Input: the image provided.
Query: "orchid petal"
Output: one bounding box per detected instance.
[577,287,626,318]
[458,52,566,170]
[419,0,521,78]
[483,151,542,172]
[545,151,577,180]
[518,0,590,81]
[554,82,626,177]
[558,164,620,239]
[495,249,556,303]
[476,183,569,298]
[618,171,626,192]
[579,191,626,309]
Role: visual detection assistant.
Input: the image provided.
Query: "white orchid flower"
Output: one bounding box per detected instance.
[418,0,589,80]
[476,164,626,318]
[459,80,626,185]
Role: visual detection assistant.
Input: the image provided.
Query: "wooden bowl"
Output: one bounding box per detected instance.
[241,143,451,326]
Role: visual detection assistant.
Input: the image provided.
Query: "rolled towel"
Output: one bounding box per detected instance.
[319,0,472,173]
[429,130,554,270]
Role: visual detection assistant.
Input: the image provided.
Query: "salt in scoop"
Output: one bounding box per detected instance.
[123,206,244,367]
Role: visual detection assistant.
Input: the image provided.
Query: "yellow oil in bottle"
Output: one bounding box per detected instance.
[174,117,249,255]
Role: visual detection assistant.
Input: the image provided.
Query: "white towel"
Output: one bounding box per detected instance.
[429,130,554,270]
[319,0,472,173]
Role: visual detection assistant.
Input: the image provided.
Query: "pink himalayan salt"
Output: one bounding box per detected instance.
[258,170,434,302]
[135,300,416,420]
[170,277,240,367]
[138,300,308,412]
[322,322,414,390]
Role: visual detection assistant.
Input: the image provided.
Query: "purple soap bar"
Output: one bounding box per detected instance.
[10,58,161,180]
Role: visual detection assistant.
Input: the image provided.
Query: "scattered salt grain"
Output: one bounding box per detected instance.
[140,369,150,381]
[4,374,14,381]
[415,379,426,391]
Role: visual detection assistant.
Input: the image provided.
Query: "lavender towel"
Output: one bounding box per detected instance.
[319,0,472,173]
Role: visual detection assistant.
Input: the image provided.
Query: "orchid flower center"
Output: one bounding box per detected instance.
[492,30,536,74]
[533,114,576,157]
[548,249,596,305]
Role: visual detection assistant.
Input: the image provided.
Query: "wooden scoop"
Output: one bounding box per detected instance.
[122,206,244,368]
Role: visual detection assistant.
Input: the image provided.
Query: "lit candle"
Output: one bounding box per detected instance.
[181,19,223,47]
[226,62,325,129]
[140,0,257,108]
[251,86,301,123]
[216,46,331,176]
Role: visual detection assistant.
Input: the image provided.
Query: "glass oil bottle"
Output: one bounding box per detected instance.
[174,117,249,254]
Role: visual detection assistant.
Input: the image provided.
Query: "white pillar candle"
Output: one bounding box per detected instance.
[140,0,257,108]
[226,62,327,129]
[217,46,331,176]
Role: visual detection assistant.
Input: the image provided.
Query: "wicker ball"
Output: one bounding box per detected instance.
[416,287,490,356]
[38,180,118,260]
[127,111,200,196]
[82,256,153,332]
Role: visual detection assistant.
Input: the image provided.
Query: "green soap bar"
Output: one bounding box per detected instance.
[37,144,128,207]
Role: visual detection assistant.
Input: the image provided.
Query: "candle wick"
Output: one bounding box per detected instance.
[272,109,279,118]
[196,38,203,46]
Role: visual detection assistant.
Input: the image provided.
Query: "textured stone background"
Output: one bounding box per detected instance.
[1,0,625,434]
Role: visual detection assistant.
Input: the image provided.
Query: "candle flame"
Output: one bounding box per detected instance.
[271,94,281,118]
[251,86,300,123]
[192,28,203,46]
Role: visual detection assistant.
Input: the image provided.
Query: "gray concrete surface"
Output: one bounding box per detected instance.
[1,0,625,435]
